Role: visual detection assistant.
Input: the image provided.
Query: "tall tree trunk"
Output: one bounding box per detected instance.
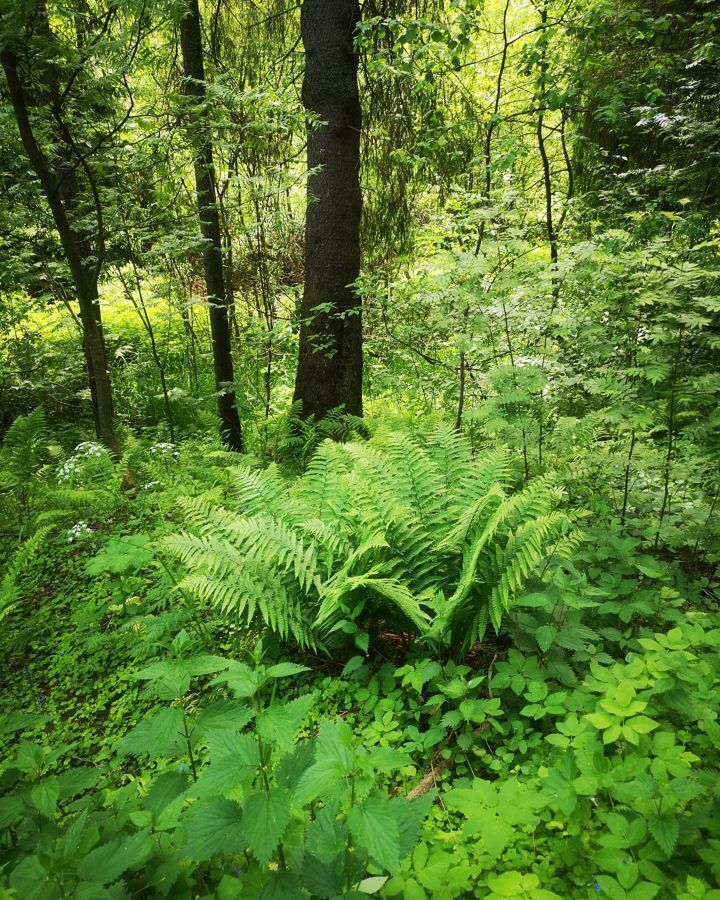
[292,0,363,421]
[179,0,244,452]
[1,48,119,455]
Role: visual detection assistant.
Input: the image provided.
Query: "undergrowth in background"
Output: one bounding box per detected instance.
[0,412,718,899]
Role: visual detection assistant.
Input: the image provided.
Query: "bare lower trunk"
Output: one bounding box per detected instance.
[292,0,363,420]
[179,0,244,451]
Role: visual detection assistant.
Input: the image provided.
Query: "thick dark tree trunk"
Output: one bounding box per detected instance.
[179,0,244,452]
[292,0,363,421]
[1,48,119,455]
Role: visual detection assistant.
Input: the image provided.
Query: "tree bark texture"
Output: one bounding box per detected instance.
[292,0,363,420]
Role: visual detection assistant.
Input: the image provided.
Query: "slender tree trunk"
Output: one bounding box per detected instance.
[179,0,244,451]
[1,48,119,455]
[292,0,363,421]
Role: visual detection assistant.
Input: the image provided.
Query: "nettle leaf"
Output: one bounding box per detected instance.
[56,767,100,800]
[77,827,152,885]
[257,870,306,900]
[195,730,260,798]
[0,795,24,828]
[9,854,51,899]
[536,624,558,653]
[117,708,186,757]
[74,882,115,899]
[242,788,291,866]
[265,662,310,679]
[31,776,59,817]
[393,792,434,860]
[275,741,316,790]
[212,662,260,698]
[256,694,314,751]
[302,853,344,898]
[144,771,188,821]
[195,700,254,733]
[348,791,400,872]
[207,729,261,767]
[296,720,355,803]
[189,654,232,676]
[182,799,245,860]
[648,813,679,857]
[306,801,347,863]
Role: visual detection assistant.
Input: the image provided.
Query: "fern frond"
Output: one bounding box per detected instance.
[317,571,429,633]
[227,464,288,516]
[0,526,53,622]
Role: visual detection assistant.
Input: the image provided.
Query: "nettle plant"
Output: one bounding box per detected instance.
[0,634,430,898]
[161,427,580,654]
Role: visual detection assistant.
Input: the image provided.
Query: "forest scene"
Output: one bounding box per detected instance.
[0,0,719,896]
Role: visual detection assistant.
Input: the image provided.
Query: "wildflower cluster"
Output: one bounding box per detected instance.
[149,442,179,461]
[67,521,93,543]
[58,442,111,484]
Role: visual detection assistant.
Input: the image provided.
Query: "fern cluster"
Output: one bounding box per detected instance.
[162,426,580,653]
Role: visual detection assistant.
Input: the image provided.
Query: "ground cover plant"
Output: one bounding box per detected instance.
[1,0,719,897]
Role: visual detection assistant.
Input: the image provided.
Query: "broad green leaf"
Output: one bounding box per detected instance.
[358,876,389,894]
[182,799,245,860]
[196,700,254,733]
[117,707,185,757]
[77,828,152,885]
[348,791,400,872]
[0,795,24,828]
[256,694,314,750]
[144,771,188,821]
[31,777,59,817]
[295,720,355,803]
[275,741,316,790]
[212,662,259,698]
[265,662,310,679]
[301,853,343,898]
[257,870,306,900]
[56,767,100,799]
[306,800,347,862]
[648,813,679,857]
[242,788,291,866]
[536,624,558,652]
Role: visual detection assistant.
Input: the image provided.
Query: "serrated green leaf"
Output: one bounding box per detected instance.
[77,827,151,885]
[181,799,245,860]
[242,788,291,866]
[256,694,314,750]
[265,662,310,679]
[117,707,185,757]
[536,624,558,652]
[31,777,59,817]
[648,813,679,857]
[348,791,400,872]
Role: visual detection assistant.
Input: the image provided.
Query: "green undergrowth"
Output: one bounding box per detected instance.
[0,420,719,899]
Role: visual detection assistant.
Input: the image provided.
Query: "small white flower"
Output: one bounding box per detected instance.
[149,442,179,461]
[67,521,93,543]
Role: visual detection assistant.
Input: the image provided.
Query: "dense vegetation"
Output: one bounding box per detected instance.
[1,0,719,897]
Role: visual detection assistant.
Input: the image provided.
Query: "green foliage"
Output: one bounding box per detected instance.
[162,427,577,653]
[0,637,428,898]
[0,1,719,899]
